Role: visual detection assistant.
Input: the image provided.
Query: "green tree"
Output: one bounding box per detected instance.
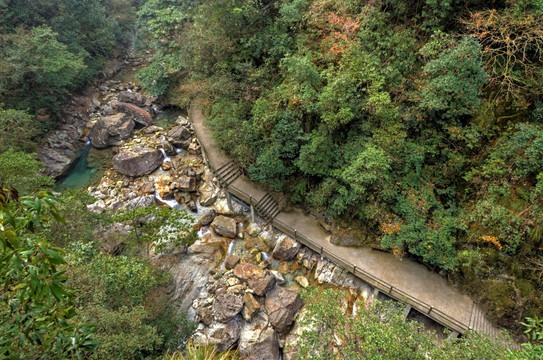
[0,26,86,114]
[0,108,41,152]
[418,35,488,120]
[0,149,53,195]
[0,188,97,359]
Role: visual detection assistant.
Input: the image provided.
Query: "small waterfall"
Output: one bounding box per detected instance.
[126,87,133,92]
[261,251,271,261]
[175,147,183,154]
[227,240,236,256]
[154,190,181,210]
[152,104,159,113]
[197,227,211,238]
[159,148,171,164]
[85,137,91,146]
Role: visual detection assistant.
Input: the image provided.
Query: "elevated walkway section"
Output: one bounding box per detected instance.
[189,101,509,342]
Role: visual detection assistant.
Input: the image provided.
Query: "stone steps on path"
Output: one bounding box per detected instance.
[214,161,242,187]
[469,303,517,348]
[255,193,280,221]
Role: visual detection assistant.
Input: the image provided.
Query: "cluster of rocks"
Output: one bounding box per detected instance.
[182,210,372,360]
[86,120,212,215]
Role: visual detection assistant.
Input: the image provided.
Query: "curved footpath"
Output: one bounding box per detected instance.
[189,100,508,343]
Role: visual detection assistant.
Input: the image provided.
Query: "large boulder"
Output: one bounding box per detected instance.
[167,126,192,149]
[205,317,242,352]
[114,102,153,126]
[188,237,225,260]
[265,287,303,333]
[272,235,301,261]
[314,258,369,290]
[177,175,199,192]
[211,215,237,238]
[112,146,163,177]
[156,176,174,200]
[89,113,135,149]
[239,312,280,360]
[233,263,276,296]
[199,182,218,206]
[198,209,217,226]
[118,90,149,106]
[213,294,244,323]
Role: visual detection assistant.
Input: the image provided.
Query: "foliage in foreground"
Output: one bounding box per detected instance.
[166,340,239,360]
[292,288,521,360]
[48,191,198,359]
[0,189,97,359]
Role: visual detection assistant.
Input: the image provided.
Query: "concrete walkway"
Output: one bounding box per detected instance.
[189,101,506,341]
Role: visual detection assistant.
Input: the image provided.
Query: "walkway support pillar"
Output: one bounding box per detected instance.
[403,305,412,319]
[226,192,233,211]
[447,331,460,339]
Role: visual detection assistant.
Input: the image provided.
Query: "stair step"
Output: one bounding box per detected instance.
[260,200,277,214]
[216,161,235,173]
[256,194,272,208]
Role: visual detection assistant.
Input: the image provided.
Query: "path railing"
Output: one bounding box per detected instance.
[198,137,470,335]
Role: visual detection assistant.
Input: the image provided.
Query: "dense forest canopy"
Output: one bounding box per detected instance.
[136,0,543,331]
[1,0,543,358]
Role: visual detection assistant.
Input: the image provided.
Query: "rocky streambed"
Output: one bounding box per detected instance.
[43,57,444,359]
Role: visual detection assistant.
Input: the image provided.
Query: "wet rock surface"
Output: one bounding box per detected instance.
[38,96,90,178]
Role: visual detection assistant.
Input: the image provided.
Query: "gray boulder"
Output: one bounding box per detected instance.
[89,113,134,149]
[239,312,280,360]
[206,317,242,352]
[199,182,218,206]
[112,146,163,177]
[125,195,156,210]
[198,209,217,226]
[211,215,237,238]
[118,90,148,106]
[213,294,244,323]
[265,287,303,333]
[167,126,192,149]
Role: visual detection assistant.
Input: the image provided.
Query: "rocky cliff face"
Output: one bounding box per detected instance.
[38,96,91,178]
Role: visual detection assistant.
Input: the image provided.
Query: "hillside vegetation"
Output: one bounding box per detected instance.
[136,0,543,331]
